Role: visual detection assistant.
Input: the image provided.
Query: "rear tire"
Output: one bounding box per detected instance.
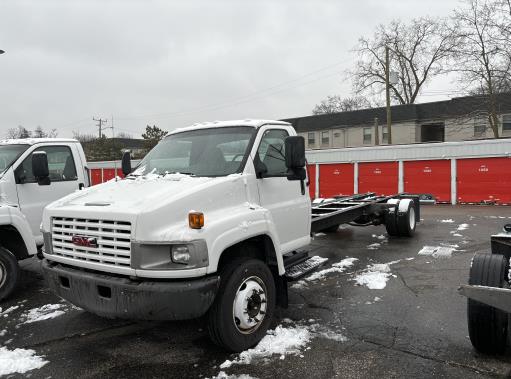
[385,199,400,236]
[467,253,509,354]
[0,247,20,301]
[208,258,276,352]
[396,199,416,237]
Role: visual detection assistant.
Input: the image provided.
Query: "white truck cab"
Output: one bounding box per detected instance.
[0,138,89,300]
[42,120,311,351]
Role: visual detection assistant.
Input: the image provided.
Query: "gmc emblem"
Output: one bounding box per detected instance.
[72,235,98,248]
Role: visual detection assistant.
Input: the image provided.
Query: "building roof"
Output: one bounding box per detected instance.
[0,138,78,145]
[283,93,511,132]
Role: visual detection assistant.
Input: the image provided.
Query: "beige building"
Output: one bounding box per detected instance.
[283,93,511,150]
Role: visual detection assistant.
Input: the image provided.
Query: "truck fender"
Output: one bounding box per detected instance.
[0,206,38,257]
[208,216,284,275]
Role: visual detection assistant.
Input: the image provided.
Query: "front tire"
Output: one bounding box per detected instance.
[0,247,20,301]
[208,258,276,352]
[467,253,509,354]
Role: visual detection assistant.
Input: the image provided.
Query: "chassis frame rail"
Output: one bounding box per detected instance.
[310,193,420,233]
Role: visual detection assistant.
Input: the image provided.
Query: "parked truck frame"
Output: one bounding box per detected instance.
[0,138,89,300]
[40,120,420,352]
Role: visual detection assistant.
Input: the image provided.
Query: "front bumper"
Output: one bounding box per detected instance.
[42,260,220,320]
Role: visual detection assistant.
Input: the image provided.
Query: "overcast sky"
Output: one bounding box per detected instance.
[0,0,462,138]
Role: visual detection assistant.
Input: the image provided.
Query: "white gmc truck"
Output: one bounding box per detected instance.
[40,120,420,352]
[0,138,89,300]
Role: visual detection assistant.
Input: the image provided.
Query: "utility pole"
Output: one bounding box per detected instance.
[374,117,379,146]
[385,45,392,145]
[93,117,107,138]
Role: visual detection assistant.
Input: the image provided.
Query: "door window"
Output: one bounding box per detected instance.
[15,146,77,183]
[257,129,289,177]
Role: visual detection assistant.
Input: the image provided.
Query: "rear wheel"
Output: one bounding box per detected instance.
[385,199,400,236]
[396,199,416,237]
[467,253,509,354]
[0,247,20,301]
[208,258,276,352]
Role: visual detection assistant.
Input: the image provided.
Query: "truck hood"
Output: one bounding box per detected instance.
[49,173,231,213]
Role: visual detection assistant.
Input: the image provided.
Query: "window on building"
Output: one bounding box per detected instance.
[503,114,511,132]
[307,132,315,146]
[321,131,329,146]
[333,132,341,138]
[474,117,487,138]
[363,128,372,145]
[382,126,388,144]
[420,123,445,142]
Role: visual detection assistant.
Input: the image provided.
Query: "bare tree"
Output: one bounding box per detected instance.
[312,96,371,115]
[351,17,458,105]
[6,126,31,139]
[33,126,58,138]
[451,0,511,138]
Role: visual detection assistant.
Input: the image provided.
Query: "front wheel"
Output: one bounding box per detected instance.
[208,258,276,352]
[0,247,20,301]
[467,253,509,354]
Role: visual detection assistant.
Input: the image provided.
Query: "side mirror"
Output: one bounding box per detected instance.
[121,151,132,176]
[285,136,306,181]
[32,151,50,185]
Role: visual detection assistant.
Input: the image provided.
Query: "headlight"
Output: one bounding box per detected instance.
[171,245,191,264]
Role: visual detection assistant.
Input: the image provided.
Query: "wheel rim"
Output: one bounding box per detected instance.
[0,261,6,289]
[232,276,267,334]
[409,207,416,230]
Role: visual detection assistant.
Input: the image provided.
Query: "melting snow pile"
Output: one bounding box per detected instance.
[354,263,393,289]
[0,347,48,376]
[418,245,456,258]
[220,325,311,369]
[291,257,358,289]
[20,304,66,324]
[209,372,258,379]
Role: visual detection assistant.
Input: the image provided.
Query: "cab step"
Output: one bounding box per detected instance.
[284,255,328,281]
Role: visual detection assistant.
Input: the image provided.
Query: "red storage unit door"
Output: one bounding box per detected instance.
[102,168,116,182]
[404,160,451,203]
[457,157,511,204]
[358,162,398,196]
[307,164,316,199]
[90,169,103,186]
[319,163,354,198]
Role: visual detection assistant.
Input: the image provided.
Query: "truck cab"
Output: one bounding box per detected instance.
[0,138,88,300]
[41,120,311,351]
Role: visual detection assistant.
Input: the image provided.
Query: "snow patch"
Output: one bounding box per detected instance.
[209,372,258,379]
[367,243,381,250]
[457,223,469,231]
[440,219,454,223]
[418,246,456,258]
[353,263,392,289]
[220,325,311,369]
[0,306,19,317]
[291,257,358,289]
[372,234,387,240]
[0,347,48,376]
[0,329,6,337]
[20,304,66,324]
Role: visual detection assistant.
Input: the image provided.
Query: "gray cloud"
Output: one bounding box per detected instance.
[0,0,459,138]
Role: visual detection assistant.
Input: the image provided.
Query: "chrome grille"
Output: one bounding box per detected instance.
[51,217,132,267]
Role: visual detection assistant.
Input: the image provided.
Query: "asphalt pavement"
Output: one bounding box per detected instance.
[1,205,511,378]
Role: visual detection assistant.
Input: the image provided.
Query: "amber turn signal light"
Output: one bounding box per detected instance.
[189,211,204,229]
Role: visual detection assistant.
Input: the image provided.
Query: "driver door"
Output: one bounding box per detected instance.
[254,127,310,253]
[14,145,80,244]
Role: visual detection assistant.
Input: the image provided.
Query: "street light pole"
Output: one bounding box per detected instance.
[385,45,392,145]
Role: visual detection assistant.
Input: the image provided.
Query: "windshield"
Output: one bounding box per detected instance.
[0,144,29,174]
[133,126,255,177]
